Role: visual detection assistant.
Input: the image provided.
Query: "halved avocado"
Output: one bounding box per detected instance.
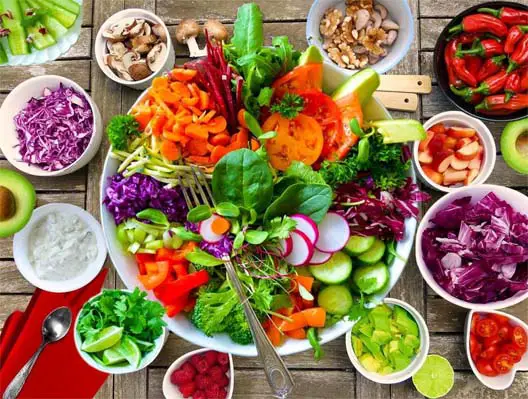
[501,118,528,175]
[0,168,36,238]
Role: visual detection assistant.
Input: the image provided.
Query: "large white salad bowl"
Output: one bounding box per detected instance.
[100,63,418,356]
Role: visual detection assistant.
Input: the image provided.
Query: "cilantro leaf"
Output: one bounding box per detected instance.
[271,93,304,119]
[266,216,297,240]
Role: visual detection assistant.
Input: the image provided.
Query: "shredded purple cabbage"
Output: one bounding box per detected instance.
[13,84,94,171]
[103,173,188,225]
[422,192,528,303]
[186,222,233,257]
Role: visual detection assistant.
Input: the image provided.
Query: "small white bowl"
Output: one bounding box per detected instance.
[306,0,414,75]
[0,75,103,177]
[162,348,234,399]
[94,9,175,90]
[416,184,528,311]
[465,309,528,390]
[345,298,430,384]
[74,289,168,374]
[414,111,496,193]
[12,203,107,293]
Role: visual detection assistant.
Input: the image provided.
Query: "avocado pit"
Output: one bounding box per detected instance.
[0,185,16,221]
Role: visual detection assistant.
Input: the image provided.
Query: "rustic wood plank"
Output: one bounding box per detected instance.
[444,371,528,398]
[420,19,450,50]
[82,0,93,26]
[356,374,390,399]
[419,0,484,18]
[157,0,311,24]
[94,378,114,399]
[0,295,31,328]
[0,60,91,91]
[429,334,468,370]
[114,370,148,399]
[0,261,35,294]
[60,28,93,59]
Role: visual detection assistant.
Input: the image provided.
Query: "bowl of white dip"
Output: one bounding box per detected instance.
[13,203,107,292]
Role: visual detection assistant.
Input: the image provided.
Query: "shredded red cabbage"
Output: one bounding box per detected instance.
[13,84,94,171]
[422,192,528,303]
[185,222,233,258]
[333,177,431,241]
[103,173,188,225]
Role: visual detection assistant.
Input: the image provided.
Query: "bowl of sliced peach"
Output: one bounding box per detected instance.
[413,111,496,193]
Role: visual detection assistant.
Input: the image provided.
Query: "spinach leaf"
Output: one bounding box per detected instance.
[136,208,169,226]
[285,161,326,185]
[215,202,240,218]
[264,183,332,224]
[245,230,269,245]
[212,149,273,214]
[172,226,202,242]
[187,205,212,223]
[273,176,300,197]
[232,3,263,56]
[186,248,224,266]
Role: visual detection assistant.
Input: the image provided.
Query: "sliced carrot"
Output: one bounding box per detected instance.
[210,145,230,163]
[209,133,231,146]
[150,113,168,136]
[170,68,197,82]
[237,109,248,128]
[207,116,228,133]
[182,96,200,107]
[157,88,182,105]
[231,127,249,148]
[292,275,314,293]
[169,81,191,97]
[199,90,210,110]
[250,138,260,151]
[160,140,180,161]
[201,110,217,124]
[152,76,169,90]
[277,312,307,332]
[186,138,209,156]
[301,307,326,328]
[187,155,211,165]
[131,104,153,130]
[211,216,231,235]
[285,328,307,340]
[277,307,294,316]
[266,324,283,347]
[185,124,209,141]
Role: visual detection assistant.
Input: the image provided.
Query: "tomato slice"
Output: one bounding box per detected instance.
[479,345,499,360]
[490,314,511,325]
[512,326,527,349]
[497,324,512,341]
[476,318,499,338]
[483,335,501,348]
[501,343,523,363]
[492,353,514,374]
[469,333,482,361]
[272,64,323,98]
[471,314,480,334]
[476,358,498,377]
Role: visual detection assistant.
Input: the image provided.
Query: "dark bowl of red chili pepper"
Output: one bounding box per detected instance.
[434,1,528,122]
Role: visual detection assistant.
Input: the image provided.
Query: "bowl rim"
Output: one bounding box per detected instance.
[345,298,430,384]
[73,289,168,374]
[94,8,172,86]
[0,74,101,177]
[306,0,415,75]
[415,184,528,310]
[413,110,497,193]
[432,1,528,122]
[12,203,107,293]
[162,348,235,399]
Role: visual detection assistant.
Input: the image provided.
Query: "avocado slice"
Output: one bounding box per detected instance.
[331,68,380,106]
[501,118,528,175]
[389,350,411,372]
[0,168,36,238]
[352,335,363,357]
[393,305,419,336]
[372,330,392,345]
[359,353,381,373]
[368,120,427,144]
[298,45,323,65]
[404,334,420,350]
[379,365,394,375]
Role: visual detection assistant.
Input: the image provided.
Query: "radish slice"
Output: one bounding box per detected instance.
[284,230,314,266]
[309,249,332,265]
[315,212,350,253]
[290,214,319,244]
[278,236,293,257]
[199,215,224,243]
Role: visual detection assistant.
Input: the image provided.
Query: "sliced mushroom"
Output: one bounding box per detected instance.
[129,61,152,80]
[122,51,141,70]
[142,22,152,37]
[381,19,400,31]
[355,9,370,31]
[371,11,382,29]
[152,24,167,42]
[119,70,134,81]
[103,17,137,40]
[147,42,168,72]
[128,20,146,37]
[204,19,228,43]
[122,18,141,36]
[374,4,388,19]
[385,30,398,46]
[131,34,158,54]
[107,41,127,60]
[175,19,205,57]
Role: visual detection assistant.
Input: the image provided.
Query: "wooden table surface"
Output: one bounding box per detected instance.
[1,0,527,398]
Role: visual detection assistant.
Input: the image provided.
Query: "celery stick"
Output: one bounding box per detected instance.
[49,0,80,15]
[29,0,77,28]
[0,43,8,63]
[0,0,30,55]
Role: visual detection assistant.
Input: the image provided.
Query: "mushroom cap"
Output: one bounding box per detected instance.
[129,62,152,81]
[147,42,168,72]
[176,19,201,42]
[204,19,228,41]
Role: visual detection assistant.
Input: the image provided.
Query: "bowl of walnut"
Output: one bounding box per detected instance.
[307,0,414,75]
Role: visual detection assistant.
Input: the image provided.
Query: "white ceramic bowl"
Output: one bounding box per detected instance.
[12,203,107,293]
[0,75,103,177]
[99,64,419,356]
[73,289,168,374]
[306,0,414,75]
[162,348,234,399]
[414,111,496,193]
[465,309,528,390]
[345,298,430,384]
[94,8,175,90]
[416,184,528,310]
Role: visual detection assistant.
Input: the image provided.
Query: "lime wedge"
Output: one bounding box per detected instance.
[102,346,127,366]
[412,355,454,399]
[115,335,142,368]
[81,326,123,353]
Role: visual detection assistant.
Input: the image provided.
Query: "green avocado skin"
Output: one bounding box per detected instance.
[501,118,528,175]
[0,168,36,238]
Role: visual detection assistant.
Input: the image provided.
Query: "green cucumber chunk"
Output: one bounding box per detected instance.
[49,0,80,15]
[30,0,77,28]
[352,262,389,295]
[0,43,7,64]
[0,0,30,56]
[27,25,56,50]
[317,285,353,315]
[357,238,386,264]
[344,235,376,256]
[41,15,69,39]
[309,251,352,284]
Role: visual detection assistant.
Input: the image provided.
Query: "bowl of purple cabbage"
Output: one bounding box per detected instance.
[416,184,528,310]
[0,75,102,176]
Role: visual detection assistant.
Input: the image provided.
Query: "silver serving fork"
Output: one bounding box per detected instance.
[179,167,295,399]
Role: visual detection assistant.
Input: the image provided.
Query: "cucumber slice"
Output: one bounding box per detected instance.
[317,285,353,315]
[0,0,30,56]
[352,262,389,295]
[344,235,376,256]
[41,15,69,39]
[309,251,352,285]
[49,0,80,15]
[0,43,7,64]
[27,25,56,50]
[357,238,386,264]
[30,0,77,28]
[1,0,24,20]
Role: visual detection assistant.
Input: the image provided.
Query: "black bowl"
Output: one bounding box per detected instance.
[433,1,528,122]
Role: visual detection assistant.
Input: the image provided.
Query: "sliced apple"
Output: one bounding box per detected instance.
[443,168,468,185]
[429,134,448,153]
[422,165,443,185]
[456,137,473,150]
[455,141,480,161]
[450,157,470,170]
[468,156,482,170]
[432,150,454,173]
[447,126,476,139]
[419,131,434,152]
[418,150,433,164]
[464,169,479,185]
[429,123,447,135]
[444,136,458,150]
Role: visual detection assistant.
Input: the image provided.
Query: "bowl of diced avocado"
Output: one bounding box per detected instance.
[345,298,430,384]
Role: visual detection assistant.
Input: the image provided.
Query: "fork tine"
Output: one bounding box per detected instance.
[190,167,212,207]
[195,167,216,207]
[185,173,202,207]
[178,175,193,209]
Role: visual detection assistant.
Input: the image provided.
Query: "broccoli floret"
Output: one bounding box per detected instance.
[106,115,140,151]
[226,304,253,345]
[190,286,238,336]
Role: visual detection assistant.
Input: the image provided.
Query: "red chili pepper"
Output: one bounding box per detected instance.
[520,67,528,91]
[478,7,528,25]
[474,69,509,95]
[475,93,528,113]
[452,45,478,86]
[507,34,528,72]
[445,39,463,87]
[504,25,528,54]
[504,71,522,102]
[465,55,483,77]
[450,85,484,104]
[456,38,504,58]
[448,14,509,38]
[477,55,506,81]
[458,32,481,44]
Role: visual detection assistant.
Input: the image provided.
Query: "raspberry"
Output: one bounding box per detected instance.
[195,358,209,374]
[181,362,197,377]
[205,384,222,399]
[192,390,206,399]
[217,388,227,399]
[217,375,229,388]
[217,353,229,366]
[204,350,218,367]
[190,354,204,368]
[171,369,193,385]
[195,374,213,390]
[219,362,229,373]
[207,365,224,381]
[178,381,196,398]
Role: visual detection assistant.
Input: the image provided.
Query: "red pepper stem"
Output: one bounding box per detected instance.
[448,24,463,35]
[491,54,506,65]
[477,7,501,18]
[520,25,528,33]
[507,61,518,74]
[450,85,472,98]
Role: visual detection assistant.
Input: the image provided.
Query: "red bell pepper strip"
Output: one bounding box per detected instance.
[165,295,189,317]
[478,7,528,25]
[456,39,504,58]
[173,263,188,279]
[507,35,528,72]
[448,14,508,38]
[474,69,509,95]
[505,25,528,54]
[138,261,170,290]
[475,94,528,113]
[445,39,463,88]
[450,85,483,104]
[504,71,522,101]
[476,55,506,81]
[453,48,478,87]
[153,269,209,304]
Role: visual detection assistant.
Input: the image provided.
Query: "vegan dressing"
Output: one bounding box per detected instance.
[28,212,98,281]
